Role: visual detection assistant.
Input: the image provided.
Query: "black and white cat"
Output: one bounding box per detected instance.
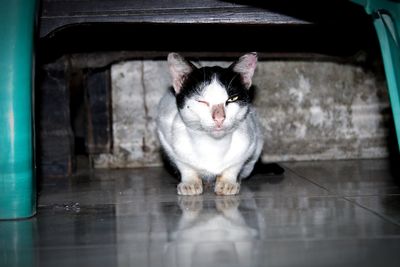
[157,53,263,196]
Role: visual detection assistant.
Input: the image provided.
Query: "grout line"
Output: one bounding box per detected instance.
[282,165,332,193]
[343,196,400,227]
[283,164,400,228]
[34,235,400,251]
[36,192,400,210]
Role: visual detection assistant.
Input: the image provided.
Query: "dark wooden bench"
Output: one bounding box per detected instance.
[39,0,373,57]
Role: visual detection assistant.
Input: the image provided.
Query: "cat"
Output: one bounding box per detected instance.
[156,52,264,196]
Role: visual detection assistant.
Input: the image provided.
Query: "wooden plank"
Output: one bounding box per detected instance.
[85,69,112,154]
[38,1,370,52]
[41,0,237,16]
[40,10,307,38]
[40,0,362,22]
[37,59,76,177]
[40,0,330,38]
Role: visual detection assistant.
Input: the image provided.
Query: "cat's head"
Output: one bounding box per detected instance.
[167,52,257,137]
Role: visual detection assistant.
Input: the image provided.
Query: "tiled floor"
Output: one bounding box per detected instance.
[2,159,400,267]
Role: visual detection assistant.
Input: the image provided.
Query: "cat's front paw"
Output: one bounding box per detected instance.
[177,182,203,195]
[214,181,240,196]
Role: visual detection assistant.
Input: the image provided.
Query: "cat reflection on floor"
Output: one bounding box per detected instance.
[164,191,262,267]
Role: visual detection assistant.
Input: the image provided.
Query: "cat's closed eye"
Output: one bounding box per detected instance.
[196,100,210,107]
[226,95,239,104]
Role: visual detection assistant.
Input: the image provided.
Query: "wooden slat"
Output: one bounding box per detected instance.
[37,59,76,177]
[85,69,112,154]
[38,0,370,58]
[40,0,343,38]
[41,0,238,16]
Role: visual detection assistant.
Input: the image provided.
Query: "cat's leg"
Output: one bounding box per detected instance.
[239,138,263,179]
[176,163,203,195]
[239,155,259,179]
[215,167,242,196]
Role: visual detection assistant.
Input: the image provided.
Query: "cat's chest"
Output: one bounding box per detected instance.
[192,136,231,159]
[174,129,251,173]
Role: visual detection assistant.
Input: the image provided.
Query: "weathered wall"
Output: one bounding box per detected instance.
[93,59,392,168]
[254,61,391,162]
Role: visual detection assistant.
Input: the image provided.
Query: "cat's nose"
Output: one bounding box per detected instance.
[212,104,225,127]
[214,116,225,127]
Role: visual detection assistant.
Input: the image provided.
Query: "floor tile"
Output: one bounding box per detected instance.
[347,195,400,225]
[282,159,400,196]
[38,167,178,206]
[10,238,398,267]
[2,159,400,267]
[242,168,330,197]
[39,165,329,207]
[31,195,400,247]
[256,238,400,267]
[4,193,400,267]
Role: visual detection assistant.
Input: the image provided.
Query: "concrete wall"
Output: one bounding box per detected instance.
[93,59,392,168]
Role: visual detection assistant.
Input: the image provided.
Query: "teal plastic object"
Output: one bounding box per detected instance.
[353,0,400,150]
[0,219,37,266]
[0,1,37,219]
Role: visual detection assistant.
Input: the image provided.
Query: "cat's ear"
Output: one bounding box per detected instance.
[230,52,258,89]
[167,53,195,94]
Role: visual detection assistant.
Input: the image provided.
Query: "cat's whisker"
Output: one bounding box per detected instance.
[227,73,239,91]
[203,65,206,83]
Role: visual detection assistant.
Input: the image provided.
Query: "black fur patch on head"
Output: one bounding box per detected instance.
[175,66,251,109]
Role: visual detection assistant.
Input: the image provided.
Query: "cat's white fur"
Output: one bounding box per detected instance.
[157,53,263,195]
